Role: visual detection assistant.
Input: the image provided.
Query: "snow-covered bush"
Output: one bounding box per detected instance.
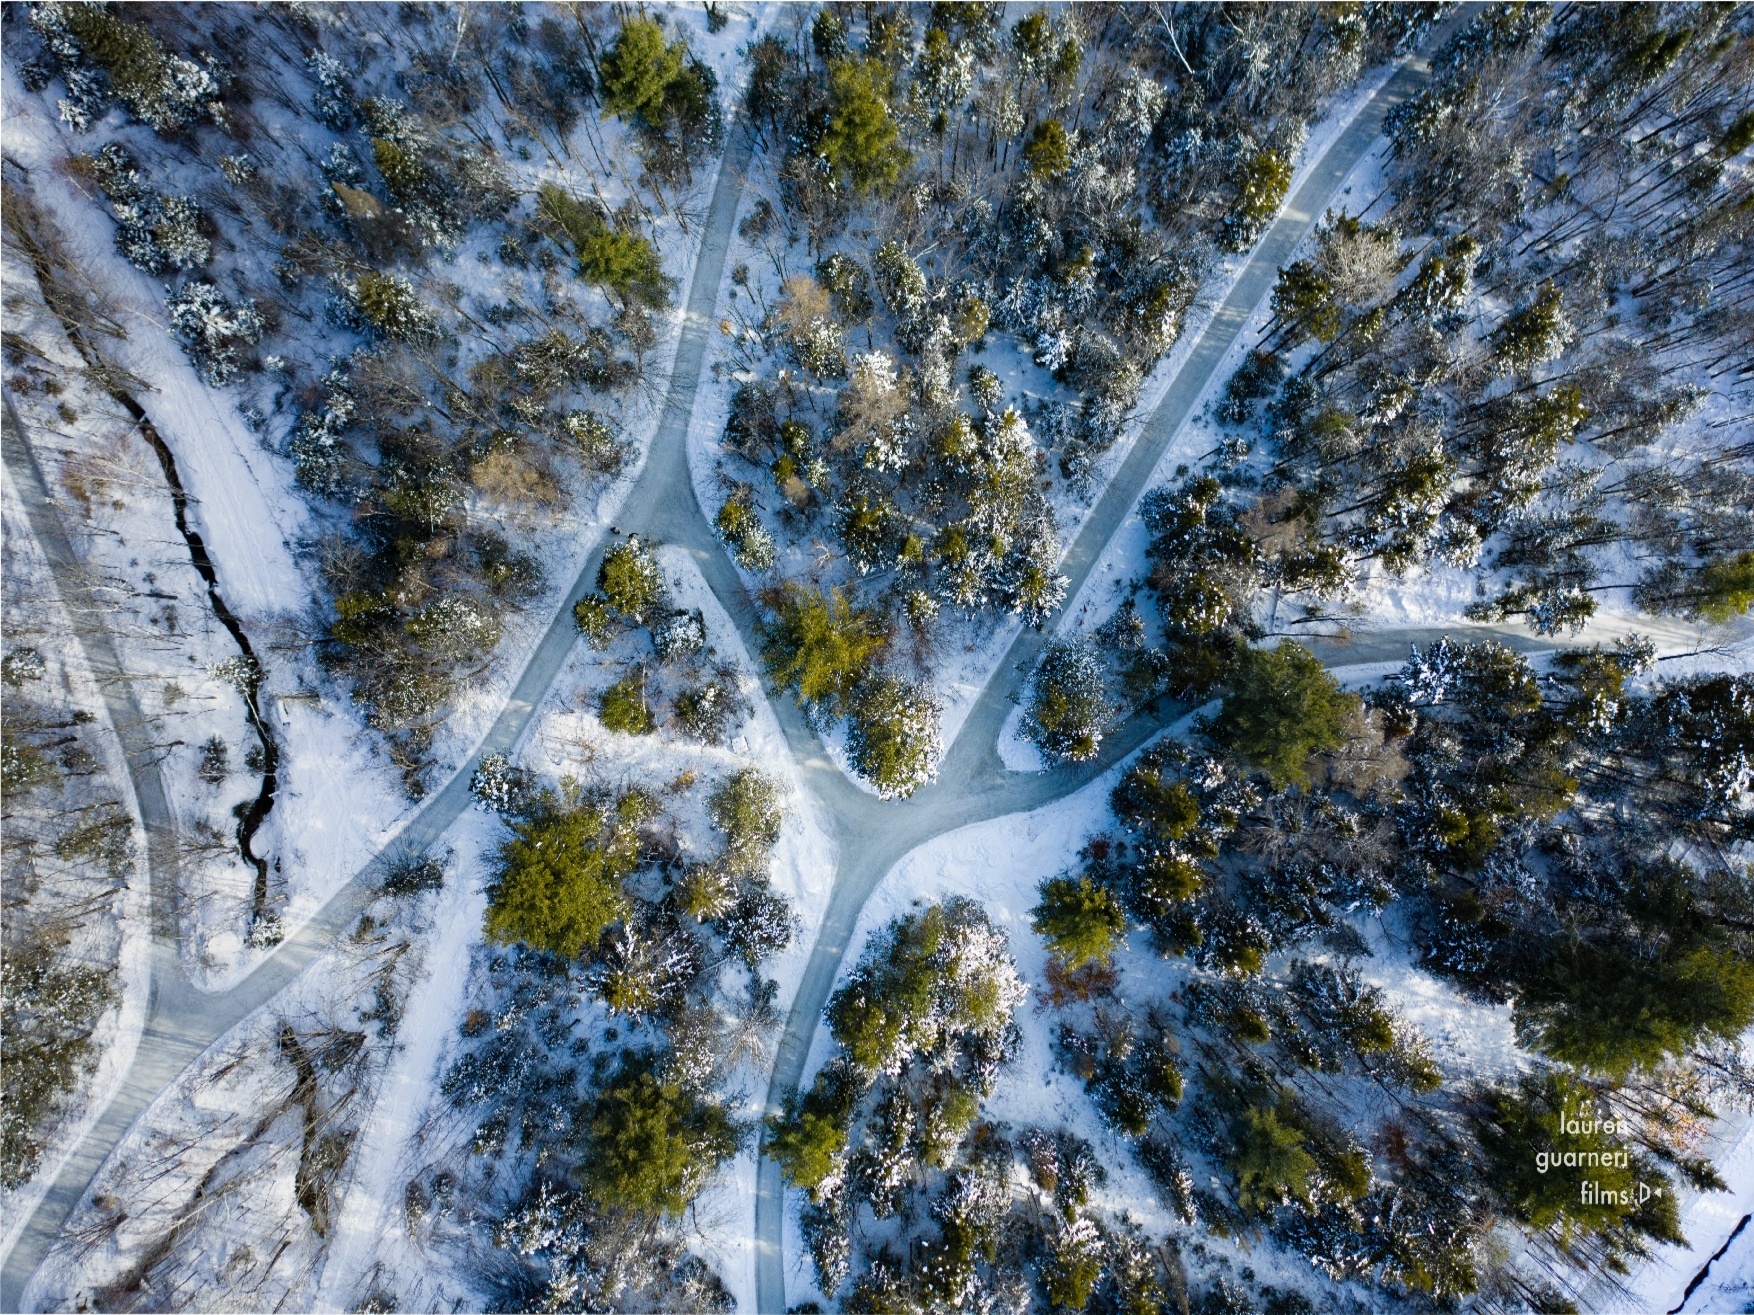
[597,536,666,624]
[470,753,538,815]
[351,272,434,343]
[306,49,356,130]
[1025,638,1113,763]
[167,281,263,386]
[652,609,706,664]
[561,409,628,477]
[716,493,776,573]
[847,673,942,799]
[29,1,224,134]
[405,596,501,661]
[87,144,209,274]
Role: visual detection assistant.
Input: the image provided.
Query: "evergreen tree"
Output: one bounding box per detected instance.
[1476,1070,1681,1249]
[818,59,911,195]
[597,18,685,125]
[582,1059,740,1216]
[1032,875,1127,968]
[483,800,642,959]
[759,583,888,718]
[1207,643,1358,788]
[847,674,943,799]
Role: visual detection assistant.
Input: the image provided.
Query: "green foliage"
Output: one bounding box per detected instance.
[1023,118,1071,176]
[354,271,432,341]
[846,673,942,799]
[759,582,887,717]
[1271,261,1343,345]
[1,723,56,795]
[716,493,777,572]
[1516,914,1754,1077]
[1669,552,1754,623]
[53,3,220,133]
[1489,282,1572,376]
[597,536,666,623]
[1025,639,1112,763]
[1207,642,1359,788]
[1477,1070,1681,1248]
[709,768,783,872]
[766,1064,858,1197]
[1230,1093,1316,1214]
[1032,875,1127,968]
[482,801,640,958]
[572,594,614,648]
[598,670,654,736]
[537,184,672,308]
[581,1059,741,1215]
[827,899,1022,1079]
[818,59,911,194]
[2,944,113,1187]
[598,18,685,124]
[1226,148,1293,249]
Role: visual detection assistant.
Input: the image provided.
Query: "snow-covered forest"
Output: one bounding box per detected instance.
[1,4,1751,1314]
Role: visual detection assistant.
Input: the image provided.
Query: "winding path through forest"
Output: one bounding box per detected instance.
[1,12,1643,1312]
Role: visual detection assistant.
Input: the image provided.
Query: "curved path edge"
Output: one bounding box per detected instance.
[750,22,1475,1312]
[0,111,758,1312]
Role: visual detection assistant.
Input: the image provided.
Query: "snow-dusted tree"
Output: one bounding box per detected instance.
[167,281,263,386]
[716,491,777,573]
[29,1,224,134]
[598,536,666,624]
[351,271,435,343]
[1025,638,1112,763]
[847,673,942,799]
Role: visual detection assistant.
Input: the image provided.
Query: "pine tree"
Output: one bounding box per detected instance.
[581,1060,740,1216]
[482,802,639,958]
[1207,643,1359,788]
[759,583,888,718]
[818,59,911,195]
[1032,875,1127,967]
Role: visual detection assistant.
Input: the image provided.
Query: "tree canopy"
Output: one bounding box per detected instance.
[1207,642,1359,788]
[818,59,910,195]
[482,798,642,958]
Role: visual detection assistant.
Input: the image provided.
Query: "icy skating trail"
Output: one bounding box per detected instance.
[6,8,1719,1312]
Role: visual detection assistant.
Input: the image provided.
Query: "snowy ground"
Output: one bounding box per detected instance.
[0,477,151,1261]
[782,697,1540,1310]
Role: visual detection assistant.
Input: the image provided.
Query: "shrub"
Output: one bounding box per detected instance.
[167,282,263,386]
[717,494,777,573]
[572,594,614,648]
[827,898,1024,1078]
[652,609,706,664]
[598,536,666,624]
[766,1076,856,1197]
[2,944,113,1187]
[482,801,640,958]
[1025,638,1113,763]
[562,410,629,476]
[1230,1093,1315,1213]
[538,184,673,309]
[32,2,223,133]
[709,768,783,872]
[676,674,745,744]
[847,674,942,799]
[817,59,910,194]
[1476,1070,1681,1248]
[598,670,655,736]
[354,271,434,342]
